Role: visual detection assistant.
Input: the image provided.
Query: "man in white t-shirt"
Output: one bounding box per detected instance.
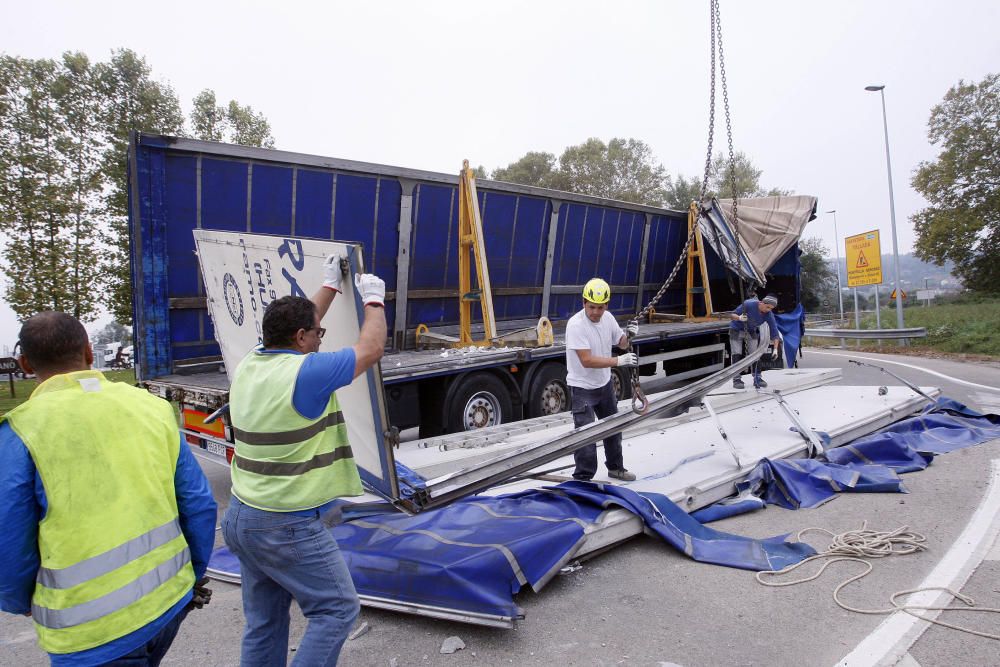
[564,278,639,482]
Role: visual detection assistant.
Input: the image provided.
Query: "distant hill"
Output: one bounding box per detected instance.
[826,253,960,290]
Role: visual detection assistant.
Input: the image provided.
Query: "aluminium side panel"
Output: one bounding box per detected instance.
[193,230,398,499]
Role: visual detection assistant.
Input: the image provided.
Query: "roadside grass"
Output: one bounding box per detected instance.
[807,295,1000,359]
[0,369,136,417]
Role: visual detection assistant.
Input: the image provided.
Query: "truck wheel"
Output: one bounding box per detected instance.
[447,374,512,433]
[526,363,568,418]
[610,368,633,401]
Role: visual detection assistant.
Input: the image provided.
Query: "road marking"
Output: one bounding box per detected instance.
[809,350,1000,393]
[837,459,1000,666]
[894,654,922,667]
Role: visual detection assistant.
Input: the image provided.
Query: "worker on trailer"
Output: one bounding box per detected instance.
[729,294,781,389]
[0,312,217,665]
[222,256,386,666]
[565,278,640,482]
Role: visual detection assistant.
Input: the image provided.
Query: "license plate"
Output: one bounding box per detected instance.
[206,440,227,457]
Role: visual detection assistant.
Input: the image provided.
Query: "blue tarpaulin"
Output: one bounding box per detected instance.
[702,397,1000,515]
[773,304,804,368]
[208,482,818,620]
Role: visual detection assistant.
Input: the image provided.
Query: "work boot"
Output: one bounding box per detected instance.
[754,378,768,389]
[733,377,746,390]
[608,468,636,482]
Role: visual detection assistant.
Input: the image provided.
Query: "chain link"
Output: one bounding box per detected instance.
[626,0,742,413]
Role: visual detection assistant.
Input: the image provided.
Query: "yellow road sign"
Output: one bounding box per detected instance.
[890,289,906,300]
[845,230,882,288]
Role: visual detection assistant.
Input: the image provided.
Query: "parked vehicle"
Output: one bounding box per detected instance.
[127,133,803,456]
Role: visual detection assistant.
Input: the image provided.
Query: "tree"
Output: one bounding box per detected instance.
[492,138,668,206]
[0,54,101,321]
[91,320,132,345]
[557,138,667,205]
[911,73,1000,294]
[798,237,837,312]
[95,49,185,323]
[491,151,560,188]
[668,151,792,207]
[664,174,703,210]
[190,89,275,148]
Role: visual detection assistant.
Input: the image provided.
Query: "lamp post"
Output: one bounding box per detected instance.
[825,209,844,321]
[865,84,905,339]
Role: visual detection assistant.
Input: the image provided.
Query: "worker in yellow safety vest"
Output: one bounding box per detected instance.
[222,255,387,666]
[0,311,217,665]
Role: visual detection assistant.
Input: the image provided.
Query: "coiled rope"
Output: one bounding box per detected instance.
[756,522,1000,640]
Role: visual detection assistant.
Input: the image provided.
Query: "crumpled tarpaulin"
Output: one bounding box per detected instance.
[702,397,1000,516]
[330,482,816,619]
[773,304,804,369]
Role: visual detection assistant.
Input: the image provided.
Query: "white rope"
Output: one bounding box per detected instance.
[756,522,1000,640]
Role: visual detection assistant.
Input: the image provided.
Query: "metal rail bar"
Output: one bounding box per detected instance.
[804,327,926,340]
[413,342,768,511]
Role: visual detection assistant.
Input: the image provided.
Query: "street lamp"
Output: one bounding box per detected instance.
[865,84,905,337]
[825,210,844,321]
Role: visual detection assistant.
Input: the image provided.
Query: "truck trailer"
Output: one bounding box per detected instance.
[127,133,803,456]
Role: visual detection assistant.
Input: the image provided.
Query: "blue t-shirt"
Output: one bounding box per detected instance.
[729,298,779,340]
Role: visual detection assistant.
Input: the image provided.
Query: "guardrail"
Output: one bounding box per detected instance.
[803,327,927,344]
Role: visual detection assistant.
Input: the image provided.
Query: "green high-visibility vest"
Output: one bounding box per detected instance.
[3,371,194,655]
[229,350,362,511]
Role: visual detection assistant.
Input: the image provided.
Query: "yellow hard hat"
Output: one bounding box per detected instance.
[582,278,611,304]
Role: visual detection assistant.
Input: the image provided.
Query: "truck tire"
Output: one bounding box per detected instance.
[447,373,513,433]
[610,368,633,401]
[526,363,569,418]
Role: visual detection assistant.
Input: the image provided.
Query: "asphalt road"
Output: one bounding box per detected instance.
[3,348,999,666]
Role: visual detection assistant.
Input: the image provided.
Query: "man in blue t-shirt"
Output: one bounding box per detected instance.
[728,294,781,389]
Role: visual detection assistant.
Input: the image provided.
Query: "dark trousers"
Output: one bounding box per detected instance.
[570,380,624,480]
[101,608,189,666]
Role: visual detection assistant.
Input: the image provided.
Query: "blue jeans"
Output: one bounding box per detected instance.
[570,380,624,480]
[221,497,360,667]
[100,608,188,666]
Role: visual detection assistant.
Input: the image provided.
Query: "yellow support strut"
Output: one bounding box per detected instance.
[685,201,715,320]
[457,160,496,346]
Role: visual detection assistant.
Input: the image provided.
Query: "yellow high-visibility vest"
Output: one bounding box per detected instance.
[4,371,194,654]
[229,351,362,511]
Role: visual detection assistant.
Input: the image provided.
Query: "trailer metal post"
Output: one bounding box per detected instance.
[540,200,562,318]
[393,179,416,351]
[636,213,652,315]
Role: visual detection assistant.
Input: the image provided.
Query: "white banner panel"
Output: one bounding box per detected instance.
[193,230,397,499]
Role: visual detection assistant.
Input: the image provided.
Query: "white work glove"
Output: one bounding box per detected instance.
[737,313,748,322]
[355,273,385,307]
[322,255,344,293]
[616,352,638,367]
[770,346,779,361]
[625,321,639,340]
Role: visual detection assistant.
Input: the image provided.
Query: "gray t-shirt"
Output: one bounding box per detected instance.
[564,309,625,390]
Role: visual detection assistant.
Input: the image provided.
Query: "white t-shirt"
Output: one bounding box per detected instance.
[564,309,625,390]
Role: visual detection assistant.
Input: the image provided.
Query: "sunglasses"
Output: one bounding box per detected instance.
[307,327,326,339]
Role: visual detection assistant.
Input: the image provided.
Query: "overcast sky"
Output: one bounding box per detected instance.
[1,0,998,344]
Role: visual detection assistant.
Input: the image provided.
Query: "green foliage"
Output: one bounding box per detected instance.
[798,237,837,312]
[911,73,1000,294]
[190,89,275,148]
[492,138,667,206]
[0,54,101,321]
[491,151,560,188]
[95,49,185,324]
[1,48,280,328]
[91,320,132,345]
[855,298,1000,356]
[663,174,702,210]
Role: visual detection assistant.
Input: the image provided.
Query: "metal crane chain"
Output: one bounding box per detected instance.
[625,0,729,414]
